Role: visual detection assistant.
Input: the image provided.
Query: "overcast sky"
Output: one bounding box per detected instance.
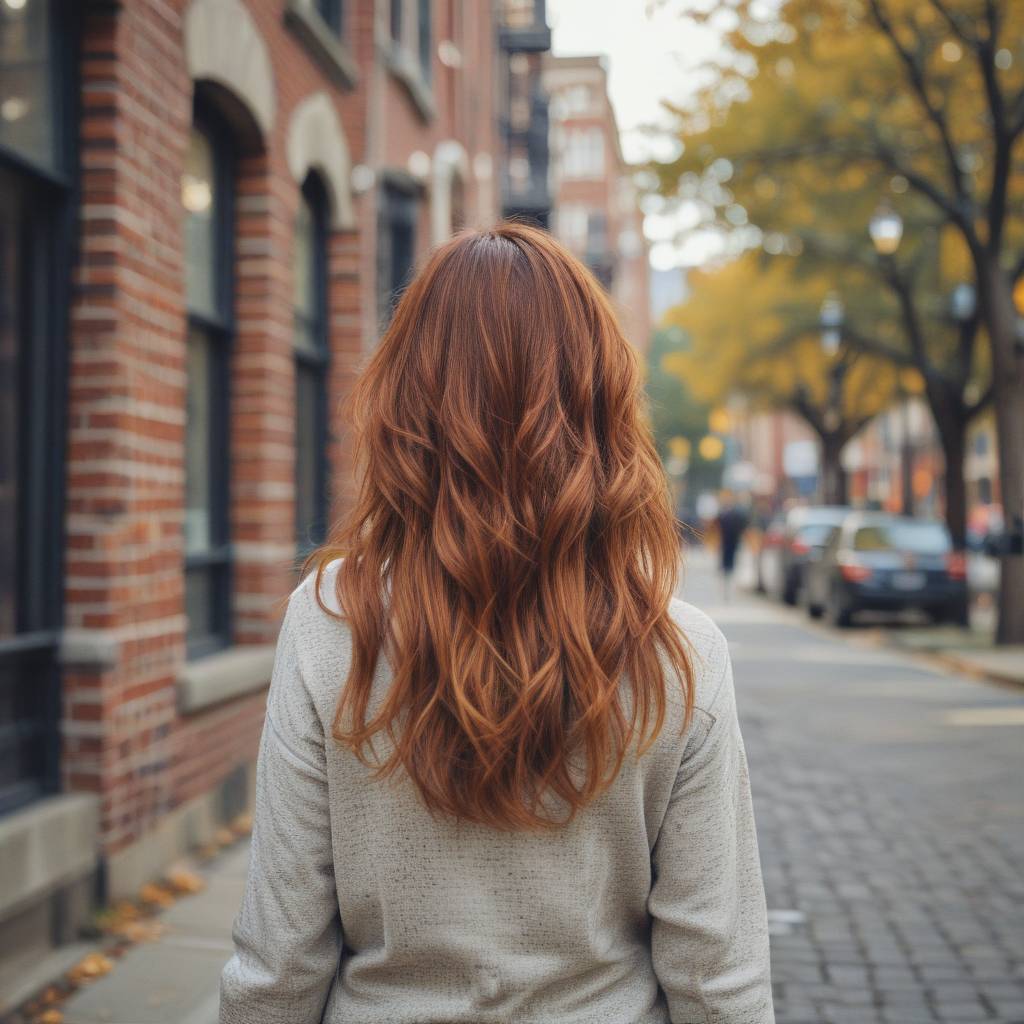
[547,0,728,270]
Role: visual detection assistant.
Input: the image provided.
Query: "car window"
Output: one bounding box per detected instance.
[797,523,838,545]
[852,522,951,553]
[822,525,841,554]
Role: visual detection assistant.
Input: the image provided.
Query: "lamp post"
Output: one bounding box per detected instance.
[819,293,846,504]
[869,202,913,515]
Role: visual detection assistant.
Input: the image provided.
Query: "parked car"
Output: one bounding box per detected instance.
[754,513,786,594]
[803,513,968,627]
[760,505,851,605]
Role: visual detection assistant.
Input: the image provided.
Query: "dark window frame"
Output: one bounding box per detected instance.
[0,0,78,815]
[294,174,331,553]
[417,0,432,85]
[314,0,343,33]
[184,100,235,661]
[376,175,420,329]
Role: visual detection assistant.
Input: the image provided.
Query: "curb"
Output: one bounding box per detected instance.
[925,649,1024,689]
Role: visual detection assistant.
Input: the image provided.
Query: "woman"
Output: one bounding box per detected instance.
[219,222,774,1023]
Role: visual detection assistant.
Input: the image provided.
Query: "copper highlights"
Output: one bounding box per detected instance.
[305,221,694,832]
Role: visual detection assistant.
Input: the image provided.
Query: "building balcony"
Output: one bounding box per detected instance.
[499,0,551,52]
[501,173,551,226]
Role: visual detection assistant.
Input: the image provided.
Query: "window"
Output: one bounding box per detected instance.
[563,127,604,180]
[0,0,73,814]
[557,203,588,249]
[377,179,419,327]
[0,0,61,171]
[315,0,343,33]
[417,0,431,84]
[182,109,233,659]
[294,177,330,549]
[562,84,592,117]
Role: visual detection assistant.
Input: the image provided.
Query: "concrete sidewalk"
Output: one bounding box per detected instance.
[56,842,249,1024]
[873,625,1024,688]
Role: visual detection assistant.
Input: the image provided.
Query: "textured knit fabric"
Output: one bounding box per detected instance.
[219,559,774,1024]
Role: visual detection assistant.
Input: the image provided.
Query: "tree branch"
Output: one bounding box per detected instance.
[866,0,968,201]
[925,0,982,47]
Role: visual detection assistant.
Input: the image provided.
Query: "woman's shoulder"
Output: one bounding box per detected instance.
[288,555,346,616]
[280,557,353,663]
[667,595,732,716]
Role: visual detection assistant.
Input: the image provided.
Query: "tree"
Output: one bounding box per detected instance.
[645,325,724,501]
[663,252,899,503]
[651,0,1023,640]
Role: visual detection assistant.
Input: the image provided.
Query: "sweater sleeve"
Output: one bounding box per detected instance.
[648,632,775,1023]
[219,583,344,1024]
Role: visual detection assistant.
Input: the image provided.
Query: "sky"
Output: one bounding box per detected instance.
[547,0,728,270]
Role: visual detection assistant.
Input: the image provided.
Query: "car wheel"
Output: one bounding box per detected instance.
[782,571,798,606]
[939,596,970,626]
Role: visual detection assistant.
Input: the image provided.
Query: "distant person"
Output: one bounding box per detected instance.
[716,491,750,601]
[219,223,774,1023]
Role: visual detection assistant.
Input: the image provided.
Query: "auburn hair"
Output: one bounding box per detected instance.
[304,220,694,832]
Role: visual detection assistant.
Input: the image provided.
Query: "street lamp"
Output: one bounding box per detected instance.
[869,203,904,256]
[820,293,844,357]
[818,294,847,503]
[950,281,976,323]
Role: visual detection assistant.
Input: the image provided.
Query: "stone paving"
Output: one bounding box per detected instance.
[53,551,1024,1024]
[684,551,1024,1024]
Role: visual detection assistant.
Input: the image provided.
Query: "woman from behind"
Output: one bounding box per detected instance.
[219,221,774,1024]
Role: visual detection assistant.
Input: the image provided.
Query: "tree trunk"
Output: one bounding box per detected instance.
[937,418,968,552]
[820,433,847,505]
[979,257,1024,645]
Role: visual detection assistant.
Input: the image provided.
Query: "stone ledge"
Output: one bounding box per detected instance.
[58,628,120,670]
[0,793,100,922]
[177,645,275,715]
[383,43,437,123]
[284,0,359,90]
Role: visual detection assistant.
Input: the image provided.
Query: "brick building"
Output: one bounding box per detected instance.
[0,0,550,995]
[543,53,651,353]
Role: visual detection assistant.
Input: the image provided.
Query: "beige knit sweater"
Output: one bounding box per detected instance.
[219,560,774,1023]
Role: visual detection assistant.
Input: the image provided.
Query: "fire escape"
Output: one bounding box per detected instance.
[498,0,552,228]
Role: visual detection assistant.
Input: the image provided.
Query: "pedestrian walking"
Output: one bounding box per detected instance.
[219,222,774,1024]
[716,491,749,602]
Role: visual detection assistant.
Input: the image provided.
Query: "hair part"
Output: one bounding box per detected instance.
[304,220,694,832]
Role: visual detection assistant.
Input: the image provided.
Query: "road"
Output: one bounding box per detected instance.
[683,547,1024,1024]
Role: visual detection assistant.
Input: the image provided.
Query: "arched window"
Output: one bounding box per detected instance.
[294,175,330,550]
[182,104,234,658]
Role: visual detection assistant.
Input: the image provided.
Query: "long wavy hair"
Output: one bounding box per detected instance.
[304,221,694,832]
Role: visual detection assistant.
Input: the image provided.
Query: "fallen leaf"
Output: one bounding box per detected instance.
[166,866,205,894]
[67,952,114,982]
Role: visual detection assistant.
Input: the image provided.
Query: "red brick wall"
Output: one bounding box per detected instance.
[65,2,194,856]
[62,0,501,876]
[63,0,371,862]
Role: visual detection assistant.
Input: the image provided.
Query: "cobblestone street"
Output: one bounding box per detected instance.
[684,551,1024,1024]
